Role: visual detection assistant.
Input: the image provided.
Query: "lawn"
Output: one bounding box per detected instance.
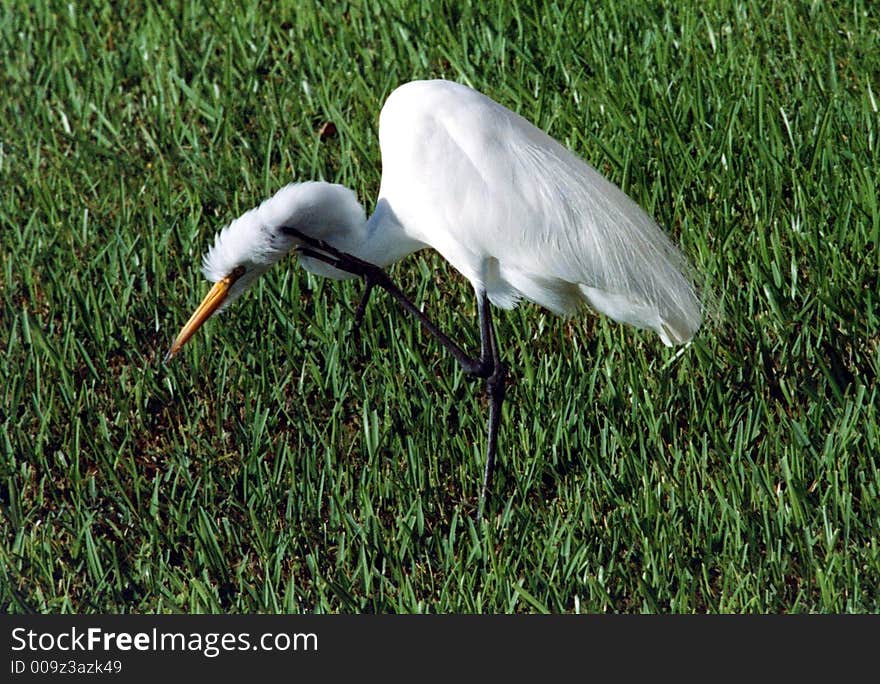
[1,0,878,612]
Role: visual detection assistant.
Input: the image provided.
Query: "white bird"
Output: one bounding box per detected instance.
[166,79,702,516]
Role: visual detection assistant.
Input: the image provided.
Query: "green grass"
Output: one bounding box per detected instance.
[2,0,878,613]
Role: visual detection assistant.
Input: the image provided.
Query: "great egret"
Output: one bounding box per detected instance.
[166,79,702,516]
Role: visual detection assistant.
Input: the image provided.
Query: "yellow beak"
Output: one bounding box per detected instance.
[164,266,245,362]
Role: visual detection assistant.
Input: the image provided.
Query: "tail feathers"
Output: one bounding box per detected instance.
[579,285,700,347]
[658,319,696,347]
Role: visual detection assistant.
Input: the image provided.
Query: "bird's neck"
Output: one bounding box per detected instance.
[353,198,424,268]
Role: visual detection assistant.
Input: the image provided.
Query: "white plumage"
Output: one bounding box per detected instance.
[201,182,366,311]
[199,79,701,345]
[373,80,701,345]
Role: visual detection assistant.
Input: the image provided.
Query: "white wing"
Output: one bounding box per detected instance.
[377,80,702,346]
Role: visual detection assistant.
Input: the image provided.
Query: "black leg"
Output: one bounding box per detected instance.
[290,229,507,517]
[476,293,507,522]
[475,291,494,374]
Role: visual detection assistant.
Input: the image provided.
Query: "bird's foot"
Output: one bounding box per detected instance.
[286,226,387,282]
[285,226,390,337]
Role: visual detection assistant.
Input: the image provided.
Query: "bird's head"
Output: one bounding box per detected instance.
[165,181,364,361]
